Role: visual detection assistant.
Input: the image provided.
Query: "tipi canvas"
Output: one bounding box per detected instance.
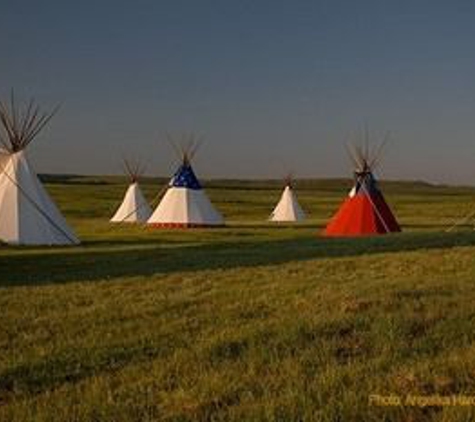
[324,139,401,237]
[148,135,224,228]
[0,94,79,245]
[270,177,306,222]
[111,160,152,223]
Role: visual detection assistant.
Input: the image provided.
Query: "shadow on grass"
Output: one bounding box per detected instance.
[2,231,475,287]
[0,335,182,402]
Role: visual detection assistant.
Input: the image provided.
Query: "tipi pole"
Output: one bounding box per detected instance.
[446,208,475,232]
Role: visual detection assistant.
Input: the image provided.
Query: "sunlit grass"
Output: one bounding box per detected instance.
[2,176,475,421]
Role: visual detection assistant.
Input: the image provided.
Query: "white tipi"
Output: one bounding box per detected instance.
[0,94,79,245]
[148,135,224,228]
[110,159,152,223]
[269,176,306,222]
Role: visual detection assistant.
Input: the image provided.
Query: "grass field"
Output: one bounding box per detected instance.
[3,176,475,421]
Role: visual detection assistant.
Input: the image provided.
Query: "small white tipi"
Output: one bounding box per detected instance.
[269,176,306,222]
[110,159,152,223]
[148,135,224,228]
[0,94,79,245]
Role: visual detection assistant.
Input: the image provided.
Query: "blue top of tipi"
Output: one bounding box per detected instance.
[170,163,202,190]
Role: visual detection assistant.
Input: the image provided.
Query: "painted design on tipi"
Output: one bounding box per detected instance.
[324,133,401,236]
[148,134,224,228]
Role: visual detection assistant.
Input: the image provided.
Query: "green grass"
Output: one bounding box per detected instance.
[3,177,475,421]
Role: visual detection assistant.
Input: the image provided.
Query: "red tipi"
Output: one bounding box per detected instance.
[324,141,401,237]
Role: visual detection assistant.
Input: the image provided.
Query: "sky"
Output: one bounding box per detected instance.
[2,0,475,184]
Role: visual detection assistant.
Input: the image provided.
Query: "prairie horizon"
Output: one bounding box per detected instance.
[38,173,474,189]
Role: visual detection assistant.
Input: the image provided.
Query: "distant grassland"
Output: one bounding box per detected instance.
[2,177,475,421]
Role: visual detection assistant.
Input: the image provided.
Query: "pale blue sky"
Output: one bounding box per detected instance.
[2,1,475,184]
